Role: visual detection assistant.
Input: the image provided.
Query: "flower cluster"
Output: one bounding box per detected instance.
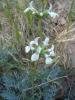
[25,37,55,64]
[24,1,58,18]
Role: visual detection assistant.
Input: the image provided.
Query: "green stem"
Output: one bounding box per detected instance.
[23,75,68,92]
[38,18,45,38]
[67,0,74,30]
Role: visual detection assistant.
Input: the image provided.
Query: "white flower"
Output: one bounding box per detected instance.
[30,37,40,46]
[25,45,35,53]
[47,3,59,18]
[25,37,40,53]
[34,37,40,46]
[31,52,39,61]
[24,1,38,13]
[24,2,58,18]
[48,45,55,56]
[25,46,31,53]
[45,56,53,64]
[43,37,49,46]
[44,44,55,64]
[31,46,42,62]
[48,12,58,18]
[25,36,55,64]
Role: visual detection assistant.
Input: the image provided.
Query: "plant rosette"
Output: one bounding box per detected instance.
[25,37,55,65]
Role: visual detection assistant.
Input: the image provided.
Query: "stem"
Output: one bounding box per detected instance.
[22,75,68,92]
[38,18,45,38]
[67,0,74,30]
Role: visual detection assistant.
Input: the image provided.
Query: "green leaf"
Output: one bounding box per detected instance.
[0,23,2,31]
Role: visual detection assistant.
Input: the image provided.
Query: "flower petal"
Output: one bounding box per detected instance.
[43,37,49,46]
[48,12,58,18]
[49,3,52,11]
[24,1,38,13]
[50,50,55,56]
[24,1,33,13]
[36,46,42,54]
[30,41,35,45]
[31,53,39,61]
[30,40,36,50]
[45,54,49,58]
[45,57,53,64]
[48,48,52,52]
[48,45,54,52]
[29,1,33,7]
[25,46,30,53]
[24,8,30,13]
[30,37,40,46]
[51,45,54,50]
[31,8,38,13]
[34,37,40,46]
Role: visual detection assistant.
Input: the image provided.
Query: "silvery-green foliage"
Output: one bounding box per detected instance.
[0,48,17,67]
[0,61,64,100]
